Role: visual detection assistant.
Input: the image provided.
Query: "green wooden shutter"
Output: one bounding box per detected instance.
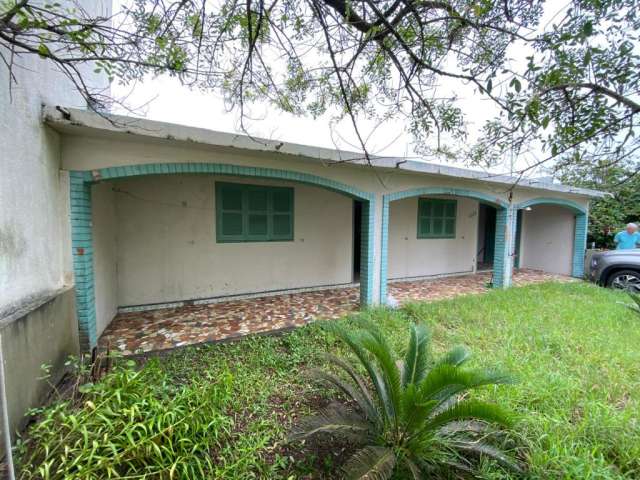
[417,198,457,239]
[217,183,245,242]
[246,186,269,241]
[270,187,294,240]
[216,182,294,242]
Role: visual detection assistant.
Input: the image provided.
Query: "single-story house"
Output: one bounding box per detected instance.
[43,106,603,350]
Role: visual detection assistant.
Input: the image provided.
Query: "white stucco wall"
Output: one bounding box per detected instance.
[91,183,118,335]
[0,0,110,316]
[100,175,354,306]
[56,132,593,303]
[520,205,576,275]
[387,197,478,279]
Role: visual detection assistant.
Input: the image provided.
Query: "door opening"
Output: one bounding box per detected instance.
[353,200,363,282]
[477,204,497,271]
[514,209,523,269]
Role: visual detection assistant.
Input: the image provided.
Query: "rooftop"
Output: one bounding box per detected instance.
[43,105,606,199]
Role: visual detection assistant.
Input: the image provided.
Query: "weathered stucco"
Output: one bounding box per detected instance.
[0,287,79,449]
[0,3,110,465]
[388,196,478,279]
[93,175,354,306]
[92,183,118,335]
[520,204,577,276]
[55,131,593,309]
[0,6,110,317]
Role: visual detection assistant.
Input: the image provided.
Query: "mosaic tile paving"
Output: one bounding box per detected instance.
[99,269,573,355]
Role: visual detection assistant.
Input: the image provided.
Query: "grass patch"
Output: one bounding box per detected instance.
[18,282,640,479]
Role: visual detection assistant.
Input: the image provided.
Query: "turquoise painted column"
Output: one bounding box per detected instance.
[69,171,97,350]
[572,212,588,278]
[379,196,390,304]
[493,206,516,288]
[360,199,376,306]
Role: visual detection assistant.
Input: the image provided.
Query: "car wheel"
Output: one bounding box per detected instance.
[607,270,640,292]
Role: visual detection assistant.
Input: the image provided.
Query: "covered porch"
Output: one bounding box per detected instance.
[99,269,572,355]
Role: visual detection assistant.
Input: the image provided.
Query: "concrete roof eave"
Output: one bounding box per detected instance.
[42,105,607,199]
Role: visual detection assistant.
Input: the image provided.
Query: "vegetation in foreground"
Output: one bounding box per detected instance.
[16,282,640,479]
[294,321,519,479]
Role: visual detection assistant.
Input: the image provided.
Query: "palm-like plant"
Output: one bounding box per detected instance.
[292,320,521,479]
[624,292,640,317]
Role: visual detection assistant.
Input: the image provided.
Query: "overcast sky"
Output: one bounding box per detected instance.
[111,2,564,177]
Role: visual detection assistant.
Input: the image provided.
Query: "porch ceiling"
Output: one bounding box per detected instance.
[99,269,574,356]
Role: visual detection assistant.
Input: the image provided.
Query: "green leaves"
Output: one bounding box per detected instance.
[343,446,396,480]
[296,318,517,479]
[402,323,429,387]
[510,77,522,93]
[16,360,234,479]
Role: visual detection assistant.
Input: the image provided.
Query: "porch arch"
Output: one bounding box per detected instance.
[514,197,588,278]
[380,187,513,303]
[70,162,376,349]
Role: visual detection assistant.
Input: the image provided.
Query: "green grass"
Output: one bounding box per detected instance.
[19,282,640,478]
[158,281,640,479]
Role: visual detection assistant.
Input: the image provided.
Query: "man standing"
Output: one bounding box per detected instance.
[614,223,640,250]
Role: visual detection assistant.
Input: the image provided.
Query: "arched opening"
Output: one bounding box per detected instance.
[514,198,587,278]
[70,163,375,350]
[380,188,511,303]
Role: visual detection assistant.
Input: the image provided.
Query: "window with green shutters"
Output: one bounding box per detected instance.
[216,182,294,242]
[417,198,457,239]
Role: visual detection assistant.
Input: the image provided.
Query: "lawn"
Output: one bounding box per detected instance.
[17,282,640,479]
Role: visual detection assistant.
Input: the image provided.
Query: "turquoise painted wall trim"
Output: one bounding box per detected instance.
[379,187,511,303]
[515,197,588,278]
[69,170,96,349]
[69,163,376,350]
[515,197,587,214]
[573,213,588,278]
[493,207,516,288]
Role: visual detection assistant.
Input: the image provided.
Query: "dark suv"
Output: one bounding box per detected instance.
[588,250,640,291]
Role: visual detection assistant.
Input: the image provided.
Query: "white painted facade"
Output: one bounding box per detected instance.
[0,1,111,316]
[519,205,577,276]
[93,175,353,312]
[388,197,478,279]
[43,111,597,326]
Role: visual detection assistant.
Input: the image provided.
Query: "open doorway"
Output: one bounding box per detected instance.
[353,200,362,282]
[477,203,497,271]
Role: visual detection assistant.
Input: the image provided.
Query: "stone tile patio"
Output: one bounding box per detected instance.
[98,269,572,355]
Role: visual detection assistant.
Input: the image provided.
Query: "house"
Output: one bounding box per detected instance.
[0,0,605,470]
[41,106,603,352]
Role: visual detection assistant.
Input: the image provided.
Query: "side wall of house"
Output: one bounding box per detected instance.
[387,197,478,279]
[0,0,110,455]
[92,183,118,336]
[519,205,576,276]
[108,175,354,307]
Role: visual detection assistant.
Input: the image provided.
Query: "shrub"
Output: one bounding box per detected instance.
[293,319,521,479]
[16,358,234,479]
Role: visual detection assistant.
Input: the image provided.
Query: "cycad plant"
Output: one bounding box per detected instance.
[293,320,521,479]
[624,292,640,317]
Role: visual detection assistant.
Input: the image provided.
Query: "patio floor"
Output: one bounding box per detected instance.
[98,269,572,355]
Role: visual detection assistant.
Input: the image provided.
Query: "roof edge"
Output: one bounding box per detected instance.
[42,105,607,199]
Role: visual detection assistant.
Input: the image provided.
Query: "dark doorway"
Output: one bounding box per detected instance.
[514,209,523,268]
[477,204,497,271]
[353,200,363,282]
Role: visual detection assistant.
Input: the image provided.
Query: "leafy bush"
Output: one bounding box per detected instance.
[293,319,520,479]
[16,358,234,479]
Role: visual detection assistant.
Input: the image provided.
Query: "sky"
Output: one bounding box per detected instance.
[110,1,563,177]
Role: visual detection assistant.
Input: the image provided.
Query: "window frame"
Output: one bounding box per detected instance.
[215,182,294,243]
[417,198,457,239]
